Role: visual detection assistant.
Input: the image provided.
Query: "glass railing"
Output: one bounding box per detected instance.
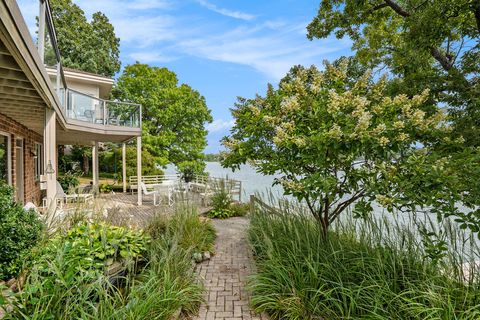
[37,0,141,130]
[42,0,67,108]
[66,89,140,128]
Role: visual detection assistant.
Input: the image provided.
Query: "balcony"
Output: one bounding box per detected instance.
[62,89,141,128]
[38,0,141,131]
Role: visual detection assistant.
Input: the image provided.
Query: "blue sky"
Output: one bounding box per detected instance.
[18,0,352,152]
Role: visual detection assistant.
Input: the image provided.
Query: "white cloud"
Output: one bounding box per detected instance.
[176,23,351,81]
[129,51,178,63]
[207,119,235,133]
[196,0,256,21]
[16,0,351,81]
[74,0,173,17]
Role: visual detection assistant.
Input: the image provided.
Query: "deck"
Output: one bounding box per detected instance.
[94,191,211,227]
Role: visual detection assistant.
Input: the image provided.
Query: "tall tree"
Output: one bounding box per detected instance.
[47,0,120,77]
[114,63,213,173]
[307,0,480,145]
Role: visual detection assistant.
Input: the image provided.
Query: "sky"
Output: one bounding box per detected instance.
[17,0,352,153]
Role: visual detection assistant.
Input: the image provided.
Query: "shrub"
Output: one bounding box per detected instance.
[7,225,203,319]
[99,183,113,193]
[6,222,149,318]
[248,208,480,319]
[230,202,250,217]
[58,171,80,193]
[0,184,44,280]
[147,207,216,255]
[207,181,241,219]
[207,208,233,219]
[207,199,249,219]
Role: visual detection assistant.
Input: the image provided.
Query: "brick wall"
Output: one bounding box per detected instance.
[0,112,43,205]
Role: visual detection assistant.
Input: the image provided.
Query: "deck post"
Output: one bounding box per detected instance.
[137,136,142,206]
[250,194,255,214]
[38,0,45,62]
[122,142,127,193]
[92,142,99,194]
[44,109,56,206]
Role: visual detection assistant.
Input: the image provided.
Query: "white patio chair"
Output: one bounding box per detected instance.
[42,182,94,209]
[141,182,159,206]
[57,181,94,204]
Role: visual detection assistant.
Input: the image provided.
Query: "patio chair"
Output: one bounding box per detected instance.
[141,182,159,206]
[42,182,94,209]
[56,181,94,204]
[83,110,93,121]
[199,183,215,206]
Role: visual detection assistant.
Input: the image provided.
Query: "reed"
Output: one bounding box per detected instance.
[248,203,480,319]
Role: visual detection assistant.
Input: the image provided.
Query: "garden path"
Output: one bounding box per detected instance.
[193,217,267,320]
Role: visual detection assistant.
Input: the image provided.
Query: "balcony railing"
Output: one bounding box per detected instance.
[65,89,141,128]
[37,0,141,130]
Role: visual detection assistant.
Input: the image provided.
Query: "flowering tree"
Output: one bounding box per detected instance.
[222,61,453,236]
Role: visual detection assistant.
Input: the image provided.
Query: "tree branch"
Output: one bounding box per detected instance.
[430,46,454,71]
[329,190,365,224]
[381,0,467,77]
[383,0,410,17]
[473,0,480,34]
[368,3,389,14]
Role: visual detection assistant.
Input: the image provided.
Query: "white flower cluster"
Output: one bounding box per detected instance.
[355,111,373,132]
[396,133,409,142]
[249,105,261,116]
[273,126,287,146]
[328,124,343,140]
[279,178,304,192]
[375,194,393,206]
[378,136,390,147]
[222,138,239,150]
[281,95,300,113]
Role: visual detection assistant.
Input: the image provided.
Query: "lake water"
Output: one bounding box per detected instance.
[165,162,285,201]
[165,161,479,256]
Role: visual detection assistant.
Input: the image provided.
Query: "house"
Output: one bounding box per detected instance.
[0,0,143,206]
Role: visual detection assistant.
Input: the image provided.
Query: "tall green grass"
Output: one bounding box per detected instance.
[248,207,480,319]
[146,206,216,254]
[4,206,211,320]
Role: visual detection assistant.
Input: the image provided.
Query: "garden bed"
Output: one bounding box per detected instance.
[247,209,480,319]
[0,193,216,319]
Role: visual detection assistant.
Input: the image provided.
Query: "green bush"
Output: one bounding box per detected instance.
[248,209,480,319]
[207,182,235,219]
[147,207,216,255]
[99,183,113,193]
[207,208,233,219]
[0,184,44,280]
[7,223,203,319]
[6,222,149,318]
[58,171,80,193]
[230,202,250,217]
[35,222,149,279]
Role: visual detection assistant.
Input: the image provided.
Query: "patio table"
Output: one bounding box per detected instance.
[153,180,177,206]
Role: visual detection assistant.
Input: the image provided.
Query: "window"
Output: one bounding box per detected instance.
[0,132,11,184]
[34,143,43,181]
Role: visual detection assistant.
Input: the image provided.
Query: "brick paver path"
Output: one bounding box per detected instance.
[194,217,267,320]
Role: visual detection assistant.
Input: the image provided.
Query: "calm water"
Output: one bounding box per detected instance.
[165,162,478,255]
[165,162,285,201]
